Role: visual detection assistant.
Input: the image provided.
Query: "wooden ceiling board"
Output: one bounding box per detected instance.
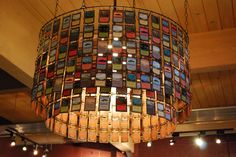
[142,0,162,13]
[217,0,235,29]
[198,73,219,108]
[116,0,131,7]
[202,0,222,31]
[219,70,235,106]
[230,70,236,104]
[233,0,236,26]
[194,74,212,108]
[156,0,178,22]
[170,0,184,27]
[190,88,201,109]
[188,0,208,32]
[208,71,226,107]
[0,91,40,123]
[191,74,205,108]
[21,0,52,24]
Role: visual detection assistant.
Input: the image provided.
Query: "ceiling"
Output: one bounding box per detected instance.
[8,0,236,33]
[0,0,236,153]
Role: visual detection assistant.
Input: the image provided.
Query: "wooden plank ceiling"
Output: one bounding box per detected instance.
[19,0,236,33]
[0,0,236,123]
[191,69,236,109]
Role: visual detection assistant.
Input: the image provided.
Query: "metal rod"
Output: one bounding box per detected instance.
[114,0,117,10]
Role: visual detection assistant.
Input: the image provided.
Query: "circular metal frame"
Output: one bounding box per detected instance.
[32,6,191,143]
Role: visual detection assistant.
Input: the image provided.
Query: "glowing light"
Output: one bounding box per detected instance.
[216,138,221,144]
[113,53,118,57]
[147,141,152,147]
[33,145,38,156]
[114,37,119,41]
[33,149,38,156]
[195,137,204,146]
[108,44,113,49]
[10,140,16,147]
[169,139,175,146]
[122,46,127,49]
[22,146,27,151]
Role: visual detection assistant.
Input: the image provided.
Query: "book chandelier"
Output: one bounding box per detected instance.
[32,6,191,143]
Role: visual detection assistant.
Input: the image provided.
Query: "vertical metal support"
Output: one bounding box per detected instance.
[114,0,117,10]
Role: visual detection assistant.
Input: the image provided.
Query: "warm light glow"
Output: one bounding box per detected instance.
[122,61,126,65]
[112,53,118,57]
[122,46,127,49]
[101,38,105,41]
[107,60,112,64]
[42,154,47,157]
[216,138,221,144]
[195,137,204,146]
[114,37,119,41]
[147,141,152,147]
[169,139,175,146]
[98,53,103,56]
[10,141,16,147]
[22,146,27,151]
[107,44,113,49]
[33,149,38,156]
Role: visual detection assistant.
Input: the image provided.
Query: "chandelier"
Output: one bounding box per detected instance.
[31,0,191,143]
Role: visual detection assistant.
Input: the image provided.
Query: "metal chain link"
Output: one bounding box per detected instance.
[81,0,86,9]
[184,0,188,34]
[54,0,59,19]
[133,0,136,8]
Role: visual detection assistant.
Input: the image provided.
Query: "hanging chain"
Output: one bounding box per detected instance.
[54,0,60,19]
[184,0,188,34]
[81,0,86,9]
[133,0,136,8]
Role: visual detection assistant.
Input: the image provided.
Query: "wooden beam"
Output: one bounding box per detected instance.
[190,28,236,73]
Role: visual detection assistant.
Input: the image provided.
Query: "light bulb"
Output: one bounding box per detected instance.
[195,137,204,146]
[22,145,27,151]
[108,44,113,49]
[216,138,221,144]
[113,37,119,41]
[10,141,16,147]
[33,149,38,156]
[169,139,175,146]
[147,141,152,147]
[112,53,118,57]
[42,154,47,157]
